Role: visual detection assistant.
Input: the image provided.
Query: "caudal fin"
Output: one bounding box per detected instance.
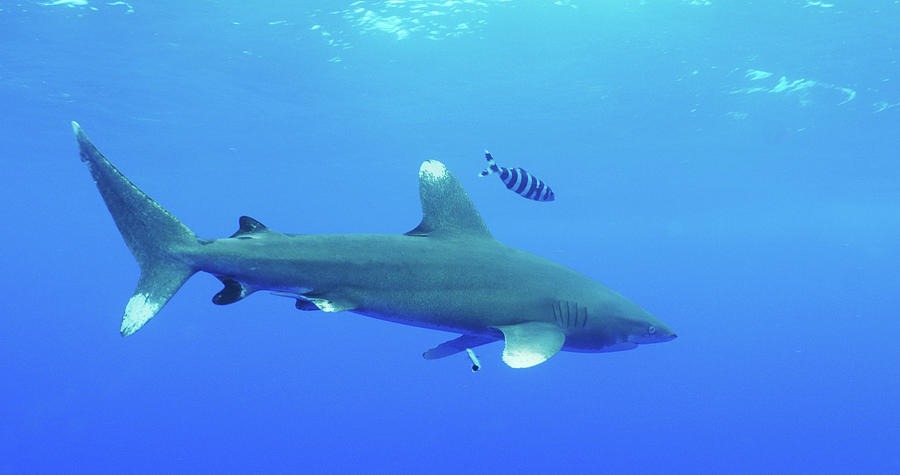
[73,122,198,336]
[478,149,501,177]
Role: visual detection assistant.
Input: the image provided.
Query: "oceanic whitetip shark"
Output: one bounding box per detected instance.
[72,122,676,369]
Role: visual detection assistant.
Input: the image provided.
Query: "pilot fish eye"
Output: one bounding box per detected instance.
[648,325,657,335]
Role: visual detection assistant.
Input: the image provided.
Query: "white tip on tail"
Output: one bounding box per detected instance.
[122,293,162,336]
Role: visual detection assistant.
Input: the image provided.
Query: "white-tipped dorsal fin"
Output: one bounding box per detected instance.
[405,160,492,239]
[493,322,566,368]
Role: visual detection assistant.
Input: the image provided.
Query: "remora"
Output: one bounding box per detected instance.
[73,122,676,369]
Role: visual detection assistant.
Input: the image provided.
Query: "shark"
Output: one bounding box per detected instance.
[72,122,676,369]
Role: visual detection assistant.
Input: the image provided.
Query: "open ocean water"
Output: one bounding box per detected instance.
[1,1,899,473]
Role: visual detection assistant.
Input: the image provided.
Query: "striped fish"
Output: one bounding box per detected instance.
[479,150,555,201]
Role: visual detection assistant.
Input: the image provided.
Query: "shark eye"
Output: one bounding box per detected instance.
[648,325,657,335]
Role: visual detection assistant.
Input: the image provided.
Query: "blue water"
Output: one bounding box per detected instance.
[2,1,899,473]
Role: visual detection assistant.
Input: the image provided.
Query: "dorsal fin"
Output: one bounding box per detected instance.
[405,160,492,239]
[230,216,268,238]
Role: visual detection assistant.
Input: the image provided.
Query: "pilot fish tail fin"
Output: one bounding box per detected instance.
[72,122,199,336]
[478,149,501,177]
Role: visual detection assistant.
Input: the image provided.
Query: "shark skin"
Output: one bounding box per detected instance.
[73,122,676,369]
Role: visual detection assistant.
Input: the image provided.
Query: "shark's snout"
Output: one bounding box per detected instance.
[658,329,677,342]
[648,321,677,343]
[625,315,677,345]
[656,321,677,341]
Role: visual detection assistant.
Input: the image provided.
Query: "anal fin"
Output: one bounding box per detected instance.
[212,277,253,305]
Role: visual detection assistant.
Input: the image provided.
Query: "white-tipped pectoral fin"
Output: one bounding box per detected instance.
[493,322,565,368]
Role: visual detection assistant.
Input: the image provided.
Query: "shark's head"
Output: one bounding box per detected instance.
[579,296,677,352]
[618,308,677,345]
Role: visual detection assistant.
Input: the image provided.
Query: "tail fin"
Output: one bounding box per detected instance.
[73,122,198,336]
[478,150,501,177]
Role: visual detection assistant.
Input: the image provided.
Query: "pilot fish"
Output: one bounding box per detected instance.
[479,150,555,201]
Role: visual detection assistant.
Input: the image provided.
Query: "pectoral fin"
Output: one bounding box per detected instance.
[493,322,565,368]
[423,334,496,360]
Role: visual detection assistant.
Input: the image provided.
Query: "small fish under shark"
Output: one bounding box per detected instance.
[479,150,555,202]
[72,123,676,369]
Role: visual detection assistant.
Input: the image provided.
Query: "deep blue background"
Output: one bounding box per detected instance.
[1,1,899,473]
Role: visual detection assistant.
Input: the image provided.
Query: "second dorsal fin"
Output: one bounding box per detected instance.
[230,216,268,238]
[405,160,492,239]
